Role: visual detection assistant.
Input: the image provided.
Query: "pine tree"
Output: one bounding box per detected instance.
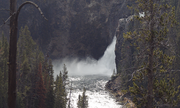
[123,0,179,107]
[77,88,88,108]
[16,25,47,107]
[0,32,9,108]
[36,63,46,108]
[17,25,36,61]
[54,64,69,108]
[54,72,67,108]
[1,32,8,81]
[17,26,34,107]
[0,68,3,108]
[176,1,180,37]
[16,92,25,108]
[46,87,54,108]
[45,60,55,108]
[62,64,68,87]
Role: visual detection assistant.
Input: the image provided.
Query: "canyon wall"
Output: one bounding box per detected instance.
[0,0,133,60]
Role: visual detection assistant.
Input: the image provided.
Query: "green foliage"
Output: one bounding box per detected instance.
[16,92,25,108]
[0,26,56,108]
[36,63,46,108]
[77,88,88,108]
[54,73,66,108]
[0,32,8,108]
[122,0,180,107]
[62,64,69,87]
[0,26,55,108]
[46,87,54,108]
[54,64,69,108]
[45,60,55,108]
[16,26,38,107]
[0,68,3,108]
[15,26,53,108]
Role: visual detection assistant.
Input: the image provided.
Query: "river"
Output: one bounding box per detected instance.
[53,36,122,108]
[66,75,122,108]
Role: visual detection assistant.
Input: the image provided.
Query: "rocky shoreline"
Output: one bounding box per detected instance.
[105,76,136,108]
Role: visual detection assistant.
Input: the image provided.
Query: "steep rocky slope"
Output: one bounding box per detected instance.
[0,0,133,60]
[105,15,136,108]
[115,15,134,72]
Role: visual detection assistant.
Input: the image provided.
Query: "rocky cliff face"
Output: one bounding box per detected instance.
[115,15,134,71]
[0,0,133,60]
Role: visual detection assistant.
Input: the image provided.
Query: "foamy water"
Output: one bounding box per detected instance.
[66,75,122,108]
[53,36,116,76]
[53,36,121,108]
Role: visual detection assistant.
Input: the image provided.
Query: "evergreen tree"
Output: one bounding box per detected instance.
[176,1,180,37]
[77,88,88,108]
[45,60,55,108]
[36,63,46,108]
[0,68,3,108]
[54,72,67,108]
[123,0,179,107]
[16,25,48,108]
[62,64,68,87]
[16,26,36,107]
[77,95,81,108]
[0,32,8,108]
[46,87,54,108]
[16,92,25,108]
[54,64,69,108]
[1,32,8,81]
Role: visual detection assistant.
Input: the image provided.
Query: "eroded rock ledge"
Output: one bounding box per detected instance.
[105,75,136,108]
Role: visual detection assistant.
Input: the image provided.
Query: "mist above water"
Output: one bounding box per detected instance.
[53,36,117,77]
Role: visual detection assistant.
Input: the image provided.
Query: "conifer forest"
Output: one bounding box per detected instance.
[1,0,180,108]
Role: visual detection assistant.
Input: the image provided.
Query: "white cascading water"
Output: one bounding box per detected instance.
[53,36,117,76]
[53,36,122,108]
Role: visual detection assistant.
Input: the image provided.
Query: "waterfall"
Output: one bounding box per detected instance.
[52,36,122,108]
[53,36,117,76]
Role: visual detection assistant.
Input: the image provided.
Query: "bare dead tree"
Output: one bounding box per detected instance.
[8,1,47,108]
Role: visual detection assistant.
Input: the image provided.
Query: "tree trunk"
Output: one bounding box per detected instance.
[8,0,17,108]
[146,0,154,108]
